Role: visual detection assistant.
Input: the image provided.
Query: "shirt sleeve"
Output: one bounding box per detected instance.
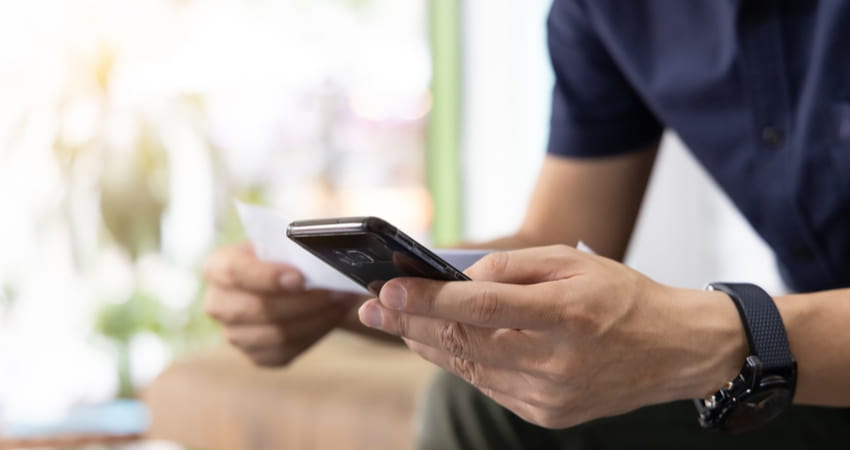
[546,0,663,158]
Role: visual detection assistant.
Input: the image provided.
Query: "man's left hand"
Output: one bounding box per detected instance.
[358,245,747,429]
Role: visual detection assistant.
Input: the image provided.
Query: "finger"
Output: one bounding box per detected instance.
[225,308,348,352]
[245,345,312,367]
[204,244,305,293]
[206,287,349,325]
[376,277,563,330]
[359,300,545,368]
[247,348,296,367]
[405,339,564,412]
[466,245,587,284]
[245,313,340,366]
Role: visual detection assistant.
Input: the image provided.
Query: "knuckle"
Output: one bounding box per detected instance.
[243,295,271,321]
[570,311,606,338]
[481,252,510,277]
[536,412,566,430]
[217,293,269,325]
[520,375,572,408]
[202,254,218,282]
[528,387,561,410]
[217,254,238,287]
[438,321,470,358]
[552,243,571,254]
[390,310,408,337]
[449,355,480,386]
[542,244,572,260]
[202,295,221,321]
[547,387,575,411]
[470,288,502,323]
[554,303,575,327]
[224,329,242,347]
[250,352,289,368]
[202,290,231,323]
[271,326,290,346]
[547,370,573,387]
[529,407,575,430]
[553,295,600,334]
[203,246,237,280]
[479,387,496,398]
[542,359,578,385]
[261,267,282,291]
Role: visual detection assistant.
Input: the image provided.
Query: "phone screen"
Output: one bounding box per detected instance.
[288,218,469,294]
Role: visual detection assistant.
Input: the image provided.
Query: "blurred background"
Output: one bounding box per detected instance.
[0,0,783,448]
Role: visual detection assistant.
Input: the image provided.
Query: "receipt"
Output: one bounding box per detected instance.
[576,240,596,254]
[235,201,491,294]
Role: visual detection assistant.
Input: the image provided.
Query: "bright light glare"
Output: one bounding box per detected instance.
[0,0,430,428]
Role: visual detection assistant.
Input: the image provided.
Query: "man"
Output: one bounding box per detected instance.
[204,1,850,448]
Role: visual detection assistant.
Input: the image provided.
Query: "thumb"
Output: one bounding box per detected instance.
[204,244,305,293]
[466,245,585,284]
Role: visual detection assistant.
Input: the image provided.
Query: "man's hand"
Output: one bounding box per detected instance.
[358,245,747,428]
[204,243,362,367]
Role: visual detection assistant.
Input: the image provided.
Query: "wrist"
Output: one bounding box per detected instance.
[692,283,798,432]
[772,293,805,401]
[665,287,749,400]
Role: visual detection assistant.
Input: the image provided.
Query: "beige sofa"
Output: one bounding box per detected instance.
[143,333,437,449]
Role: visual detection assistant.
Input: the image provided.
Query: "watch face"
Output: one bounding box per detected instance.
[727,388,793,431]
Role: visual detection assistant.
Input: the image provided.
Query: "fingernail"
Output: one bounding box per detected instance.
[279,272,301,290]
[380,284,406,310]
[359,303,383,328]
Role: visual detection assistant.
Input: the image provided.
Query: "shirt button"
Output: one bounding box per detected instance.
[762,126,785,148]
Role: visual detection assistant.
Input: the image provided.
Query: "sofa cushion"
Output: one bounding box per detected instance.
[143,333,436,449]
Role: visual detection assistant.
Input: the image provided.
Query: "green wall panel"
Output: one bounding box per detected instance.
[427,0,463,246]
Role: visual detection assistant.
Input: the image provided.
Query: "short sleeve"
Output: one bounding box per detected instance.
[546,0,663,158]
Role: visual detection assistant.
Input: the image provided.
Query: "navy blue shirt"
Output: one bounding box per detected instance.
[546,0,850,293]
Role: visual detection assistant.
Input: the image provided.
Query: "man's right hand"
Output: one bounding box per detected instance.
[203,243,362,367]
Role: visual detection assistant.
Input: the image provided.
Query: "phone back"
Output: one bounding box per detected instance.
[287,217,469,294]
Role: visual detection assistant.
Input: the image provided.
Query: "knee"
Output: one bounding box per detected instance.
[414,370,480,450]
[418,370,474,425]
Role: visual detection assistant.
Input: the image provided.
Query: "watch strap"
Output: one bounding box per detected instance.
[708,282,793,372]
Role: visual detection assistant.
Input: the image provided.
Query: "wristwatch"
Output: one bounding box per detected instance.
[693,282,797,433]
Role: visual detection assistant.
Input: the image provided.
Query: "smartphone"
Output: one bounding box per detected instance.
[286,217,470,294]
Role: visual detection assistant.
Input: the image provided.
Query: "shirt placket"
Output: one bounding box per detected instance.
[735,2,833,291]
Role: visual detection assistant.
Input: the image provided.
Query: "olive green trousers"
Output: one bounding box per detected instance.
[415,371,850,450]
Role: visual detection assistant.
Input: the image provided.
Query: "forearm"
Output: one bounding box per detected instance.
[462,149,658,261]
[675,286,850,407]
[775,288,850,406]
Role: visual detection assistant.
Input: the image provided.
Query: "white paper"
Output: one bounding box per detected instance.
[576,240,596,254]
[235,201,492,294]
